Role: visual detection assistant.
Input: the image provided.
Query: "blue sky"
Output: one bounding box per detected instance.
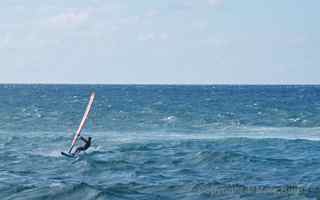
[1,0,319,84]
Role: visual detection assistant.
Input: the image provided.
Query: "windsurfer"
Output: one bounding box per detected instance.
[73,136,92,155]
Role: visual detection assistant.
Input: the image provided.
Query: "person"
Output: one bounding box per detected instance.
[73,136,92,155]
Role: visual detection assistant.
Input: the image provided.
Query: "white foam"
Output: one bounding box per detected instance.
[93,126,320,144]
[31,149,61,158]
[161,116,177,123]
[213,126,320,141]
[50,182,65,188]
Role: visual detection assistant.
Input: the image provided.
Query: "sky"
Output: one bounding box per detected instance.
[0,0,319,84]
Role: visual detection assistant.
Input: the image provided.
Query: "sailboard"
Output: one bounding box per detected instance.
[61,92,95,157]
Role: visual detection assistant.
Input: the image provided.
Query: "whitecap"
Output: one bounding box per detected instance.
[31,149,61,158]
[162,116,177,123]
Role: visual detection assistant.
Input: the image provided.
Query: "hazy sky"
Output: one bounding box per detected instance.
[1,0,319,84]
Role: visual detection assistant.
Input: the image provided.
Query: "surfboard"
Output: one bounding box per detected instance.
[61,92,95,157]
[61,152,76,158]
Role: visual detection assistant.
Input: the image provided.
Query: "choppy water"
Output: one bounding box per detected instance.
[1,85,320,199]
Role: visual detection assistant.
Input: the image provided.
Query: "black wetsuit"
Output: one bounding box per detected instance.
[74,137,91,155]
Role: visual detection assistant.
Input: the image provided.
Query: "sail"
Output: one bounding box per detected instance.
[68,92,95,153]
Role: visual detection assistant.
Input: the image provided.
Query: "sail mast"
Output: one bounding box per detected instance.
[68,92,95,153]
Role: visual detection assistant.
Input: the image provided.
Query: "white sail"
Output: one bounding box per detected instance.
[68,92,95,153]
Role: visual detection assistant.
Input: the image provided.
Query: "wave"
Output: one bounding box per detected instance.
[3,125,320,147]
[190,150,296,169]
[30,149,62,158]
[3,182,104,200]
[3,178,319,200]
[94,127,320,144]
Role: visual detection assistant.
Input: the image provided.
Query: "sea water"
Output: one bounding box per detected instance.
[1,85,320,199]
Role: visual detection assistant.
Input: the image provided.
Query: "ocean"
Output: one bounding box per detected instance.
[1,84,320,199]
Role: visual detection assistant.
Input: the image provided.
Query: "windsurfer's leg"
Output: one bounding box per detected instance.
[74,146,85,155]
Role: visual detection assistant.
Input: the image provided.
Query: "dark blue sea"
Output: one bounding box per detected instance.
[2,85,320,200]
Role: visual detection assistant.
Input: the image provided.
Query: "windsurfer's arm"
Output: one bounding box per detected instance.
[80,136,88,143]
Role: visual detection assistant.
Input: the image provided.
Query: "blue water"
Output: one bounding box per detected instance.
[1,85,320,199]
